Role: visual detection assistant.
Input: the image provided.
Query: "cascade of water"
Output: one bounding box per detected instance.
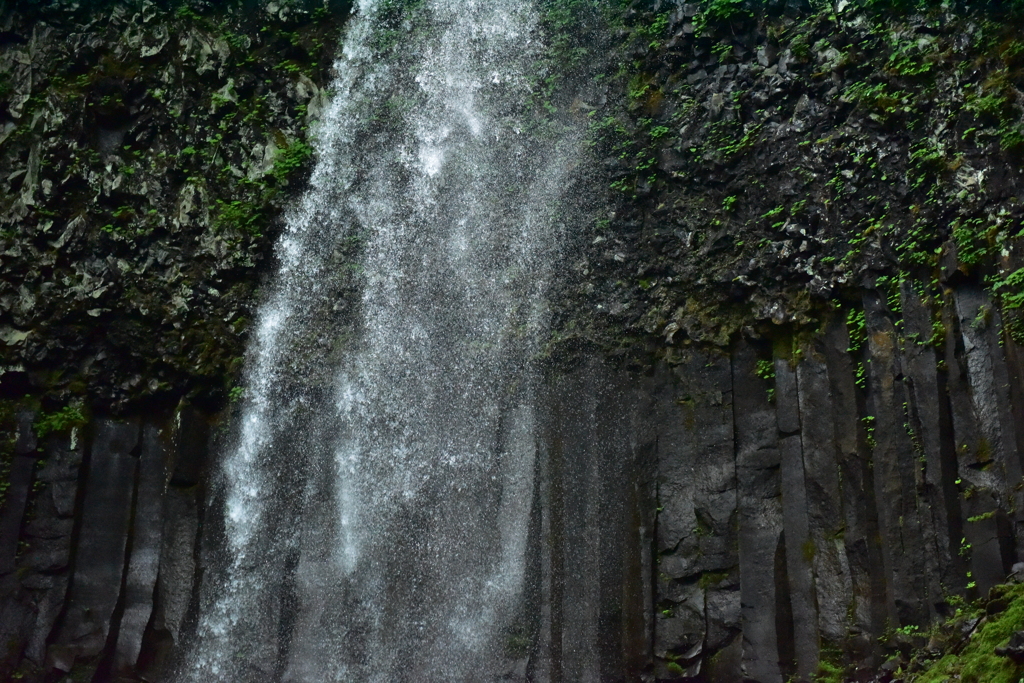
[176,2,589,681]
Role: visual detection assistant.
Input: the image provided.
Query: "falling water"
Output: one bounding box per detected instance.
[178,2,591,681]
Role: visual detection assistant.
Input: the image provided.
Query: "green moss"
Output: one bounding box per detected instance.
[692,0,752,36]
[813,659,846,683]
[270,139,315,184]
[214,199,264,238]
[698,571,729,590]
[802,538,817,563]
[33,405,86,440]
[911,582,1024,683]
[843,81,913,121]
[665,661,686,676]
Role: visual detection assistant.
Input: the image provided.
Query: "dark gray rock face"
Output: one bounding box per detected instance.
[53,419,140,666]
[608,276,1022,680]
[636,279,1024,681]
[0,0,346,411]
[1,4,1024,683]
[114,422,169,675]
[4,278,1023,682]
[0,404,209,682]
[527,269,1024,681]
[733,343,784,683]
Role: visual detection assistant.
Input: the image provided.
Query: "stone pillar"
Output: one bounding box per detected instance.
[732,341,783,683]
[50,419,140,669]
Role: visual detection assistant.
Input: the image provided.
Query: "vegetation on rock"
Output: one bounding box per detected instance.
[552,0,1024,368]
[0,0,347,411]
[868,576,1024,683]
[2,2,1024,680]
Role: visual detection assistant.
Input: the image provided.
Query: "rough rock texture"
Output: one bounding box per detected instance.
[0,403,214,682]
[0,0,346,410]
[536,263,1024,682]
[558,2,1024,359]
[537,5,1024,676]
[2,1,1024,682]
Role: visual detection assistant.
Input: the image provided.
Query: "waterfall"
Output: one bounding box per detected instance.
[177,2,590,680]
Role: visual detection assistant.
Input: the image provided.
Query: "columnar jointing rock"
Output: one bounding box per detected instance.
[53,419,140,667]
[177,2,592,681]
[6,276,1019,682]
[647,275,1024,682]
[6,6,1024,683]
[0,404,209,681]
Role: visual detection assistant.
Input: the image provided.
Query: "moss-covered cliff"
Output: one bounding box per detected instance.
[0,0,347,414]
[566,4,1024,680]
[561,0,1024,356]
[3,1,1024,682]
[0,3,347,680]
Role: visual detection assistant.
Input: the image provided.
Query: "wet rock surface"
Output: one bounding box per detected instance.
[1,1,1024,682]
[0,0,347,411]
[545,5,1024,675]
[541,277,1024,681]
[0,404,214,682]
[558,2,1024,362]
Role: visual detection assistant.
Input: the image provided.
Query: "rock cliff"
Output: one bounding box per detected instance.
[2,1,1024,682]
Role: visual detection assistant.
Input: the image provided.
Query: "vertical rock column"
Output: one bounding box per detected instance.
[0,411,81,676]
[653,350,739,681]
[0,400,208,680]
[0,411,37,576]
[774,350,820,681]
[863,291,934,626]
[147,404,208,677]
[822,315,887,663]
[0,410,40,671]
[947,285,1019,594]
[999,247,1024,503]
[643,276,1024,679]
[954,286,1024,503]
[21,430,86,667]
[899,283,963,608]
[50,419,140,671]
[732,342,783,683]
[115,421,171,674]
[593,367,657,682]
[795,344,853,646]
[534,361,657,682]
[554,366,602,682]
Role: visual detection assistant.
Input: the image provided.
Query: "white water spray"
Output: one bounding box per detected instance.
[177,2,588,681]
